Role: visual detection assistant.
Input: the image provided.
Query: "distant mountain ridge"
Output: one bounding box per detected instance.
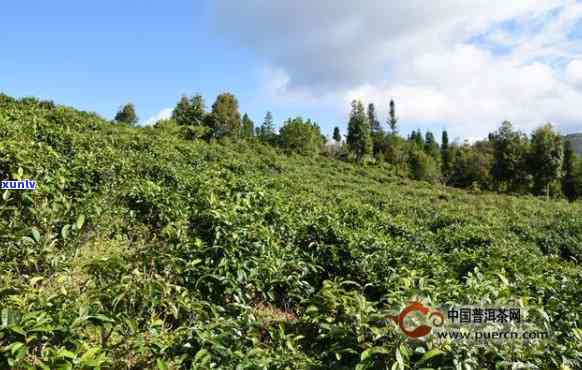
[565,133,582,156]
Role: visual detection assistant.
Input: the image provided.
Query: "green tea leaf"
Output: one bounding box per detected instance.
[61,224,71,239]
[417,348,444,365]
[75,214,85,230]
[31,227,41,243]
[156,358,169,370]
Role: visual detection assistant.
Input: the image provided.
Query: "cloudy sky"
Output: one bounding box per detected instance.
[2,1,582,140]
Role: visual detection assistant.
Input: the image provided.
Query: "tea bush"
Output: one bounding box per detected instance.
[0,97,581,369]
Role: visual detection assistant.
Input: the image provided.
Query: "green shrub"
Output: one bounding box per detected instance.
[0,95,580,369]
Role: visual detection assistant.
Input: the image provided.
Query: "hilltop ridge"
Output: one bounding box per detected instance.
[566,133,582,155]
[0,95,581,368]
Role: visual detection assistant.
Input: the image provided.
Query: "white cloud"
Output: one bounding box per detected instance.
[346,45,582,138]
[213,0,582,138]
[566,59,582,86]
[142,108,172,126]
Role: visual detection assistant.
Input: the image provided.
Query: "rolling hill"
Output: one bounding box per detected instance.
[0,94,581,369]
[566,133,582,156]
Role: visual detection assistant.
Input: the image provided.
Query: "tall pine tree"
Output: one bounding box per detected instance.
[347,100,372,161]
[424,131,439,159]
[367,103,382,134]
[441,130,451,176]
[241,113,255,138]
[387,99,398,134]
[333,126,341,142]
[258,111,276,142]
[410,129,424,148]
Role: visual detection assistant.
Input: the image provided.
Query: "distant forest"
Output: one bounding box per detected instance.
[566,133,582,156]
[8,92,582,201]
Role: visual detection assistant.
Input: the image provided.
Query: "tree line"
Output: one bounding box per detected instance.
[339,99,581,200]
[113,93,582,201]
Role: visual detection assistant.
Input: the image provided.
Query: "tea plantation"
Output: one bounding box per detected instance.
[1,97,581,369]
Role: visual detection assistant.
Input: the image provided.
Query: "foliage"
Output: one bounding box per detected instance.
[367,103,382,135]
[380,134,406,169]
[0,95,581,369]
[278,117,323,155]
[490,121,531,193]
[333,126,341,142]
[441,130,451,177]
[257,111,276,143]
[114,103,138,126]
[576,159,582,198]
[368,103,387,160]
[448,143,493,190]
[180,125,212,141]
[172,95,206,127]
[347,100,373,161]
[408,149,441,182]
[410,130,425,149]
[424,131,440,160]
[241,113,255,138]
[565,133,582,156]
[207,93,241,138]
[563,141,577,201]
[529,124,563,196]
[387,99,398,134]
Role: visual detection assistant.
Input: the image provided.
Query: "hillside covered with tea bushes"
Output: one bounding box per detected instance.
[0,96,581,369]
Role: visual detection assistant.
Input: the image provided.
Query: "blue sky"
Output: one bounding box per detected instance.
[2,1,582,139]
[1,1,275,129]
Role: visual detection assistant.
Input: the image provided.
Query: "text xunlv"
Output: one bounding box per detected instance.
[1,179,37,190]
